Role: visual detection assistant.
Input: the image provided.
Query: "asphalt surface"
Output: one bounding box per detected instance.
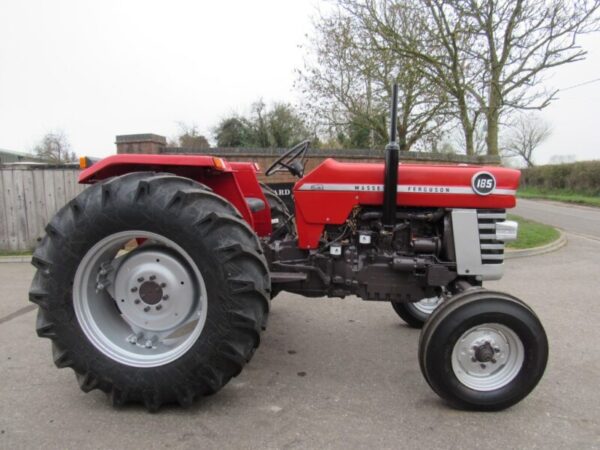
[515,198,600,239]
[1,200,600,449]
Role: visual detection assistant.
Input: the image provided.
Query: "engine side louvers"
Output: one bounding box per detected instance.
[477,210,506,264]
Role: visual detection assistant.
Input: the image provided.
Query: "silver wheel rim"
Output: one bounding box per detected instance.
[451,323,524,391]
[411,296,443,315]
[73,230,208,368]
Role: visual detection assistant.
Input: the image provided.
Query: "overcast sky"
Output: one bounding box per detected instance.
[0,0,598,164]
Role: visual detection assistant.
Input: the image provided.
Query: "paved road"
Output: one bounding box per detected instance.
[515,198,600,239]
[1,200,600,449]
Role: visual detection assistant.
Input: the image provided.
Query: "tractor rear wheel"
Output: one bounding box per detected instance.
[29,172,270,411]
[418,289,548,411]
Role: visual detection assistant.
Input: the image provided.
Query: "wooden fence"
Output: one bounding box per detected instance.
[0,166,84,252]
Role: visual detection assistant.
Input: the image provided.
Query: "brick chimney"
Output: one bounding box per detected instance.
[116,134,167,154]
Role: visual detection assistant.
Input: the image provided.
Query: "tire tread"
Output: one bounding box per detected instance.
[28,171,270,411]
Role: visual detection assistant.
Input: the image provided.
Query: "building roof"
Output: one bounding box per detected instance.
[0,148,37,157]
[0,148,52,163]
[115,134,167,144]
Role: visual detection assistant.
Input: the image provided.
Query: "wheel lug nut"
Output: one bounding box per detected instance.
[471,356,477,362]
[134,299,141,304]
[137,277,144,282]
[491,359,497,364]
[131,287,138,293]
[145,340,153,349]
[480,363,486,369]
[160,282,166,288]
[149,275,156,281]
[144,306,150,312]
[156,305,162,311]
[162,295,169,300]
[494,347,500,353]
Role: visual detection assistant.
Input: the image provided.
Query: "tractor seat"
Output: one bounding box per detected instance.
[245,197,266,213]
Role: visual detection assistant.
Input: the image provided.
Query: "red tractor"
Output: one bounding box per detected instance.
[30,87,547,411]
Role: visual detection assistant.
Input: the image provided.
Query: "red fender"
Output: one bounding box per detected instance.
[78,154,271,236]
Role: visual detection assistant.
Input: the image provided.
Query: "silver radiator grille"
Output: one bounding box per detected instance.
[477,210,506,264]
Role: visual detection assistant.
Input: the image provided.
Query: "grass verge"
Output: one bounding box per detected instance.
[506,214,560,250]
[0,249,33,257]
[518,187,600,208]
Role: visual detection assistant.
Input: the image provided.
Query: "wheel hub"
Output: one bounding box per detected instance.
[114,247,196,332]
[73,230,208,368]
[451,323,524,391]
[473,341,495,363]
[139,281,163,305]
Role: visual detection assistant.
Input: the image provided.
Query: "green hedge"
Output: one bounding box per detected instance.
[521,161,600,195]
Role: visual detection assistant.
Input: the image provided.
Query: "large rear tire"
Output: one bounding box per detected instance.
[29,172,270,411]
[419,289,548,411]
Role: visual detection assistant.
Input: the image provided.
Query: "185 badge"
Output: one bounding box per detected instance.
[471,171,496,196]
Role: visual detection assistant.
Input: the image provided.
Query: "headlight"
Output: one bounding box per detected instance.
[495,220,518,242]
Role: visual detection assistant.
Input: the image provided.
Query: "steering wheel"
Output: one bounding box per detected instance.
[265,140,311,177]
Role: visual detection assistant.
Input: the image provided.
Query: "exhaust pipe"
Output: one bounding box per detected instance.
[382,83,400,229]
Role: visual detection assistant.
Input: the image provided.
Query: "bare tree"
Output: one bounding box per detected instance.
[33,131,75,163]
[502,114,551,167]
[297,6,451,151]
[338,0,484,154]
[172,122,210,149]
[455,0,600,156]
[337,0,599,155]
[453,121,489,156]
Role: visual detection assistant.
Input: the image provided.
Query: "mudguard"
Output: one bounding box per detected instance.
[78,154,271,236]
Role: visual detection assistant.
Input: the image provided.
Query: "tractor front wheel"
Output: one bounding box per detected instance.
[29,172,270,411]
[418,289,548,411]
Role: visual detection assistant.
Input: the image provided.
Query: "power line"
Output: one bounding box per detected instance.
[560,77,600,92]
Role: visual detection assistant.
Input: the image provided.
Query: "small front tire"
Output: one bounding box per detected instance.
[419,289,548,411]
